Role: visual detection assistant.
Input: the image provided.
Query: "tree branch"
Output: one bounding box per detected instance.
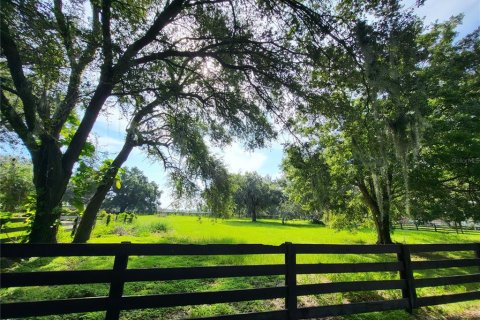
[63,0,186,175]
[51,2,101,134]
[0,90,38,150]
[0,19,37,132]
[53,0,76,66]
[113,0,186,76]
[101,0,113,72]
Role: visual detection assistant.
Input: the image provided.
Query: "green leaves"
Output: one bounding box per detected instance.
[103,167,161,214]
[0,157,34,212]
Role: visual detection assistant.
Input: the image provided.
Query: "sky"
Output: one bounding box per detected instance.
[2,0,479,208]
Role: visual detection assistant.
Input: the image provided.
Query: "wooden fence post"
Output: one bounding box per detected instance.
[105,241,130,320]
[397,244,416,313]
[285,242,298,320]
[476,243,480,272]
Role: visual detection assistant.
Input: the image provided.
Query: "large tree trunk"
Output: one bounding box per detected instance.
[371,205,392,244]
[357,179,393,245]
[73,141,134,243]
[29,138,69,243]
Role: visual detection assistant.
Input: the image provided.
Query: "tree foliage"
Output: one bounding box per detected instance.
[409,18,480,225]
[102,167,161,214]
[0,156,34,211]
[232,172,284,222]
[1,0,350,242]
[284,5,479,242]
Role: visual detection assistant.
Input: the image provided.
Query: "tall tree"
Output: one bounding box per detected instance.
[102,167,161,214]
[288,1,428,243]
[1,0,346,242]
[282,146,330,221]
[233,172,283,222]
[409,18,480,225]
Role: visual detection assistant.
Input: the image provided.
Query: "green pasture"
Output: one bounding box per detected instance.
[1,215,479,319]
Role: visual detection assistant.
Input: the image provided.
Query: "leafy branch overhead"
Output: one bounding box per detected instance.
[1,0,352,243]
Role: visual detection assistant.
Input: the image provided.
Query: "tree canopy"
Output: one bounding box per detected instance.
[283,7,480,243]
[232,172,284,222]
[1,0,347,242]
[102,167,161,214]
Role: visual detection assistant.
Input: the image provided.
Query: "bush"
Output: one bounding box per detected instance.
[133,220,169,237]
[97,210,108,220]
[61,207,79,216]
[111,226,130,236]
[148,221,168,233]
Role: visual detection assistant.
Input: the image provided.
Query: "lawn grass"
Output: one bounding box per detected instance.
[1,215,479,319]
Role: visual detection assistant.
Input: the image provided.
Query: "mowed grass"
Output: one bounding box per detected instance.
[1,215,479,320]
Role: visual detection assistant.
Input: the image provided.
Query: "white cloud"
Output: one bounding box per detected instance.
[216,142,268,174]
[95,135,124,153]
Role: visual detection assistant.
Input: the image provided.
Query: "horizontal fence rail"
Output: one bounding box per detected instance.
[393,222,480,234]
[0,242,479,320]
[0,215,84,243]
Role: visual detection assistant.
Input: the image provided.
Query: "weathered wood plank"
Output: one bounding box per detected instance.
[285,242,298,319]
[189,310,287,320]
[297,280,405,296]
[408,243,478,253]
[415,274,480,288]
[397,244,416,312]
[297,262,403,274]
[411,259,480,270]
[120,287,287,309]
[416,291,480,307]
[124,264,285,282]
[0,243,283,257]
[0,237,14,243]
[0,270,114,288]
[297,299,408,318]
[1,226,29,233]
[105,249,129,320]
[294,244,401,254]
[1,297,109,318]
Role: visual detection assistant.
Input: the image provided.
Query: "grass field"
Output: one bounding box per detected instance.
[1,215,479,319]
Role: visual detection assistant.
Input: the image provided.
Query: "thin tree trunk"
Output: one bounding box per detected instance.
[73,141,134,243]
[251,207,257,222]
[119,205,128,214]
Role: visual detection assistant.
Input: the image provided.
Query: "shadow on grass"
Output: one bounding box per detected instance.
[162,236,241,245]
[1,256,56,271]
[224,219,324,229]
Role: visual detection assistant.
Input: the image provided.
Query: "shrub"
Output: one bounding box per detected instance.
[111,226,130,236]
[61,207,79,216]
[148,221,168,233]
[97,210,108,220]
[133,220,169,237]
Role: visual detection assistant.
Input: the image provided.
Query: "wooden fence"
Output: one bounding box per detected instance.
[0,215,104,243]
[393,222,480,234]
[1,242,479,319]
